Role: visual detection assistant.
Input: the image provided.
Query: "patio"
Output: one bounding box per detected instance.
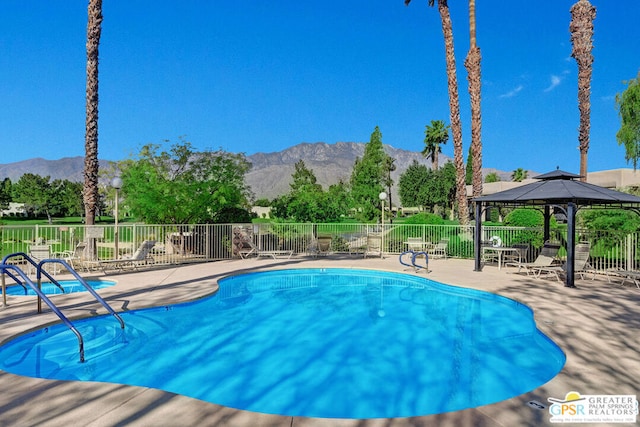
[0,255,638,426]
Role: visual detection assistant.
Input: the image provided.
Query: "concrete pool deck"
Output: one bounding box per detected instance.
[0,255,638,426]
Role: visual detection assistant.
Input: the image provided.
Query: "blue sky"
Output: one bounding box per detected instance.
[1,1,639,174]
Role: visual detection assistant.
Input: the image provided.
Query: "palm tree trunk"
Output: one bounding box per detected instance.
[465,0,483,199]
[84,0,102,227]
[570,0,596,181]
[84,0,102,260]
[437,0,469,224]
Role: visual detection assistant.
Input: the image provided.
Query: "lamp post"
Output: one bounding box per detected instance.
[111,176,123,258]
[379,191,387,258]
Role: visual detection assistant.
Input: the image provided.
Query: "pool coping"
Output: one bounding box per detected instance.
[1,256,638,426]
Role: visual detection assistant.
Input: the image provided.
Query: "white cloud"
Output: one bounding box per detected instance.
[544,75,562,92]
[499,85,524,99]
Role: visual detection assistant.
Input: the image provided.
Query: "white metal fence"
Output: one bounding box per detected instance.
[1,222,638,273]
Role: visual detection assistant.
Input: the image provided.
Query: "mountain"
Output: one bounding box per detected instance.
[0,142,524,203]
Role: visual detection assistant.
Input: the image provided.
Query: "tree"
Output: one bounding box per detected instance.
[485,172,501,183]
[511,168,528,182]
[13,174,54,222]
[405,0,469,224]
[465,0,483,198]
[0,178,11,211]
[271,164,349,222]
[118,140,252,224]
[83,0,103,227]
[398,160,456,215]
[422,120,449,170]
[350,126,387,221]
[616,72,640,169]
[570,0,596,181]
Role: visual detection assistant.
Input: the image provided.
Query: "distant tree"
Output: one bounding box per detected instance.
[290,160,322,193]
[272,162,349,222]
[485,172,501,183]
[511,168,528,182]
[253,198,271,207]
[119,140,252,224]
[422,120,449,171]
[570,0,596,181]
[13,174,54,222]
[56,180,84,217]
[398,161,456,214]
[350,126,387,221]
[616,72,640,169]
[0,178,12,210]
[399,160,429,208]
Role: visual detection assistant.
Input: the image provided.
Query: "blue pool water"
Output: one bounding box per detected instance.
[1,280,116,296]
[0,269,565,419]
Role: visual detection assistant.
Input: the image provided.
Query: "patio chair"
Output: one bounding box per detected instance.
[505,241,561,275]
[28,244,55,275]
[535,242,594,281]
[314,235,333,257]
[428,239,449,259]
[406,237,430,252]
[363,233,383,258]
[99,240,156,273]
[56,242,96,273]
[502,243,530,265]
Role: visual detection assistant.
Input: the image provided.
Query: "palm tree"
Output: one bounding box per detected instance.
[84,0,102,227]
[465,0,483,197]
[422,120,450,170]
[570,0,596,182]
[405,0,469,224]
[511,168,528,182]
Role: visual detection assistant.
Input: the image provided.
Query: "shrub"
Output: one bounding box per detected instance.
[404,213,445,225]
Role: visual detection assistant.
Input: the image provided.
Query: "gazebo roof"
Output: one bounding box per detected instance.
[473,169,640,208]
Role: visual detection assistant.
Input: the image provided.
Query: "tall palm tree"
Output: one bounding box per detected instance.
[405,0,469,224]
[570,0,596,182]
[84,0,102,227]
[422,120,450,170]
[465,0,483,198]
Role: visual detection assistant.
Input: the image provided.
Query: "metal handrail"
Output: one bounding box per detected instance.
[1,253,127,362]
[37,259,125,329]
[0,263,85,362]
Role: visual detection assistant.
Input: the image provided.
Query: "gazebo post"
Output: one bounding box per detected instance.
[543,205,551,243]
[474,201,483,271]
[566,202,577,288]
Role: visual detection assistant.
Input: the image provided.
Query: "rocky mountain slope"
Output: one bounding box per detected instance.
[0,142,517,202]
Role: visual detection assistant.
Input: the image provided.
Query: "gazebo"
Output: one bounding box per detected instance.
[472,169,640,287]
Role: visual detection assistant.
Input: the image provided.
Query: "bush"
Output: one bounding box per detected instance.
[404,213,445,225]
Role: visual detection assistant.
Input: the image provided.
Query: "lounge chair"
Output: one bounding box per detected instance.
[428,239,449,259]
[238,239,293,260]
[309,235,332,258]
[609,270,640,289]
[100,240,156,273]
[534,242,593,281]
[364,233,383,258]
[506,241,561,275]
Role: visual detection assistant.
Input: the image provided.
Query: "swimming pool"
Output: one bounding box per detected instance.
[1,280,116,296]
[0,269,565,419]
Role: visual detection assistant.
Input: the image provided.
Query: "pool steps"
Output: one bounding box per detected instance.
[0,253,125,363]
